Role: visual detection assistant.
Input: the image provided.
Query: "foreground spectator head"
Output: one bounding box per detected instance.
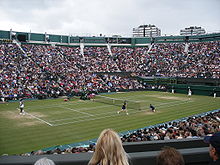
[34,157,55,165]
[88,128,129,165]
[156,146,185,165]
[204,131,220,163]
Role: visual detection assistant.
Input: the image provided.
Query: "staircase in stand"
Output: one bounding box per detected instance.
[107,43,113,56]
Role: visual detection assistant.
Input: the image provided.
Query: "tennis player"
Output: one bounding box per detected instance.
[19,98,25,115]
[188,89,192,100]
[117,101,128,115]
[150,104,156,112]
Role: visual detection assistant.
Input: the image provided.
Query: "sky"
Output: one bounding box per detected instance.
[0,0,219,37]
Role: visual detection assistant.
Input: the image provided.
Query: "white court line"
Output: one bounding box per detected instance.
[52,100,193,126]
[53,108,156,127]
[50,105,114,122]
[25,112,53,126]
[50,109,117,123]
[62,104,113,112]
[24,94,192,127]
[53,113,119,126]
[50,111,114,122]
[157,100,192,107]
[26,100,92,110]
[157,100,193,108]
[100,95,187,107]
[59,106,95,117]
[116,93,189,103]
[24,99,192,127]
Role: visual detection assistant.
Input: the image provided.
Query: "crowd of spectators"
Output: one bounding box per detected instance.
[121,110,220,142]
[84,46,119,72]
[111,46,149,72]
[0,44,145,100]
[0,43,34,100]
[141,42,220,78]
[1,41,219,101]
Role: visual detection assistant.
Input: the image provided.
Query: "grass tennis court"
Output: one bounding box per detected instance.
[0,91,220,155]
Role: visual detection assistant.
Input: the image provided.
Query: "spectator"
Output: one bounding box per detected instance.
[156,146,185,165]
[88,129,129,165]
[204,131,220,165]
[34,157,55,165]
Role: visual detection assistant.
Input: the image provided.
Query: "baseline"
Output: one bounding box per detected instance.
[25,112,53,126]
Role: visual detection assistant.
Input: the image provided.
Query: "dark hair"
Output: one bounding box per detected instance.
[156,146,185,165]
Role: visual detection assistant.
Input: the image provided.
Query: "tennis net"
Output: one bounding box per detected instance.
[94,95,143,110]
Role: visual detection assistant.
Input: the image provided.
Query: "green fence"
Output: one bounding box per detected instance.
[0,30,10,39]
[30,33,45,41]
[168,84,220,96]
[1,30,219,45]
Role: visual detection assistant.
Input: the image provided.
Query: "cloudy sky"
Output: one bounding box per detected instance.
[0,0,219,37]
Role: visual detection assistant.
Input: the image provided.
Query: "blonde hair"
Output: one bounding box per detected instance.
[34,157,55,165]
[88,129,129,165]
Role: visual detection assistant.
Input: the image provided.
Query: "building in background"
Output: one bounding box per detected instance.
[180,26,206,36]
[133,24,161,37]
